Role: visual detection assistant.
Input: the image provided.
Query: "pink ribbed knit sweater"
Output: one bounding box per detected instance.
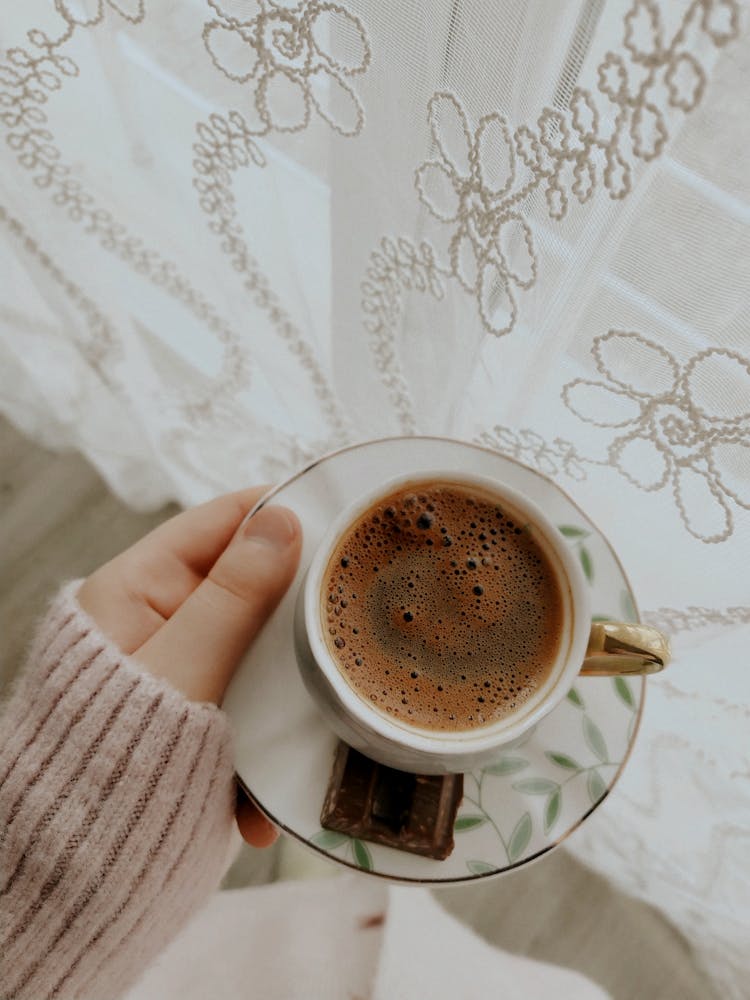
[0,582,236,1000]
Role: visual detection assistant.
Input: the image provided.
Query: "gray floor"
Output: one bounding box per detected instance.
[0,416,716,1000]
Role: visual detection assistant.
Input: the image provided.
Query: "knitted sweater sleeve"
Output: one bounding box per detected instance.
[0,582,237,1000]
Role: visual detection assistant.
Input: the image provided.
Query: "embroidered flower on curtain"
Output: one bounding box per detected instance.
[53,0,145,25]
[563,331,750,543]
[475,426,589,483]
[202,0,371,135]
[406,0,740,340]
[415,93,537,337]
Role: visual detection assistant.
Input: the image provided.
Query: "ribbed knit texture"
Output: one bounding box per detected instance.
[0,582,236,1000]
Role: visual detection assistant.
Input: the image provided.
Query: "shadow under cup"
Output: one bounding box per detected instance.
[294,471,592,775]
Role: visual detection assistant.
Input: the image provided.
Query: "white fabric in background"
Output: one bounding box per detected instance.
[1,1,748,995]
[125,875,610,1000]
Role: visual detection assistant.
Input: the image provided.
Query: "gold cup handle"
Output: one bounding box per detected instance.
[580,622,671,677]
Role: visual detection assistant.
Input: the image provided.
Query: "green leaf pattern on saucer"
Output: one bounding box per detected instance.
[558,524,594,584]
[310,829,374,871]
[566,687,585,708]
[457,508,637,874]
[309,521,642,879]
[227,440,645,884]
[310,678,637,875]
[455,670,635,873]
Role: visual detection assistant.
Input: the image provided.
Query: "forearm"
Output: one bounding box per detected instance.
[0,582,236,1000]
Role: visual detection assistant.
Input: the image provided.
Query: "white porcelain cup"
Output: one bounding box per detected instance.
[293,470,668,774]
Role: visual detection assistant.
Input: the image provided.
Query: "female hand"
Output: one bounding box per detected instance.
[77,487,302,848]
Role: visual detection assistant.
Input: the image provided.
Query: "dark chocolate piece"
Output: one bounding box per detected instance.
[320,743,463,860]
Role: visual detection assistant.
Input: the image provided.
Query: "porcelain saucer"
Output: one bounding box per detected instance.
[222,437,644,884]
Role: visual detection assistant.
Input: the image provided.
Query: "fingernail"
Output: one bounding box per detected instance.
[243,505,298,549]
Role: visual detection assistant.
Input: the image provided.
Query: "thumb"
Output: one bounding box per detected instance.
[134,505,302,703]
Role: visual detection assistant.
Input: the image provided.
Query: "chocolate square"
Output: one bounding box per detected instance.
[320,743,463,861]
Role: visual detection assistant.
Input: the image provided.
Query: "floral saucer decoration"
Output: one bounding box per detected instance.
[224,437,644,884]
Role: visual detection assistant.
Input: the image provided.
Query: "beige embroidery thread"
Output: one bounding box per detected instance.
[410,0,740,336]
[476,326,750,546]
[0,204,121,383]
[475,426,589,482]
[1,2,352,438]
[192,110,348,442]
[643,606,750,634]
[364,0,740,423]
[360,237,447,434]
[415,93,538,337]
[563,330,750,543]
[0,4,251,424]
[202,0,371,136]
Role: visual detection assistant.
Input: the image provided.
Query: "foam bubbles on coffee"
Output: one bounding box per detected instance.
[322,482,563,732]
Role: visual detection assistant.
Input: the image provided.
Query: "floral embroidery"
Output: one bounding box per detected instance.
[52,0,145,28]
[475,426,589,482]
[0,204,120,380]
[563,331,750,543]
[0,4,256,425]
[476,423,750,624]
[643,606,750,634]
[412,0,740,336]
[360,237,447,433]
[415,94,537,337]
[0,3,346,436]
[202,0,371,136]
[193,110,348,441]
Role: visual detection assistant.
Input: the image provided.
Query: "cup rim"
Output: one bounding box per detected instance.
[303,470,591,757]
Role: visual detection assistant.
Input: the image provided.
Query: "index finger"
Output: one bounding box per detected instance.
[129,486,270,575]
[78,488,272,653]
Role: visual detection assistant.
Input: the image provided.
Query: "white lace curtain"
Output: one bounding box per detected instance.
[1,0,748,995]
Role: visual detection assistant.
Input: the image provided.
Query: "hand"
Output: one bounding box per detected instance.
[77,488,302,848]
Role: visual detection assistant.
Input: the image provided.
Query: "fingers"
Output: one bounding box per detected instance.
[77,488,269,654]
[131,487,270,577]
[236,787,279,848]
[133,504,302,703]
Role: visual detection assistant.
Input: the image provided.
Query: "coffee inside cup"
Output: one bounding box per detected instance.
[320,480,564,733]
